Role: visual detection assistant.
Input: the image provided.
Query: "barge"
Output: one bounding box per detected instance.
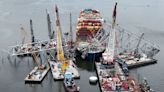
[95,62,140,92]
[25,64,49,83]
[48,5,80,81]
[118,53,157,69]
[48,59,80,80]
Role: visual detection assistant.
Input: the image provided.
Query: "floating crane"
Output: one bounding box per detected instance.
[48,6,80,80]
[55,5,70,73]
[24,51,50,82]
[101,2,117,64]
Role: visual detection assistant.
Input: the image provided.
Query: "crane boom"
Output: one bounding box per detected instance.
[20,24,28,44]
[32,53,40,67]
[55,5,65,61]
[134,33,144,54]
[30,19,35,44]
[46,10,52,40]
[70,13,73,48]
[102,2,117,63]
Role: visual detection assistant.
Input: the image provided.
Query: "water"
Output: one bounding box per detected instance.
[0,0,164,92]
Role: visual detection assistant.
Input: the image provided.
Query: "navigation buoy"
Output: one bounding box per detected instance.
[89,76,98,84]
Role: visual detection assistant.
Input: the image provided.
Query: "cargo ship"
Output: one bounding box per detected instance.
[76,8,104,42]
[76,9,106,61]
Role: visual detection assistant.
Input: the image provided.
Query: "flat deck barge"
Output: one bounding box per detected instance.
[24,65,50,83]
[48,59,80,80]
[95,62,143,92]
[118,53,157,69]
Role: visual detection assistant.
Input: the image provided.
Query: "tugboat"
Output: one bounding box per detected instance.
[63,71,80,92]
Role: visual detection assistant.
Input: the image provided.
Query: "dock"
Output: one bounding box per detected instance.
[24,65,50,83]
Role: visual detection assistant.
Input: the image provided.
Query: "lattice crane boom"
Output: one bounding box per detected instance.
[20,24,28,44]
[55,5,65,61]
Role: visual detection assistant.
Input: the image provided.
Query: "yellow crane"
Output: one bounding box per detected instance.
[55,5,68,73]
[55,5,65,61]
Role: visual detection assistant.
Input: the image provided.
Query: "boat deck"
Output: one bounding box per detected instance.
[24,65,50,83]
[48,60,80,80]
[95,62,142,92]
[95,62,129,92]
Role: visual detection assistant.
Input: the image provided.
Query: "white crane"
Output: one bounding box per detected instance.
[102,2,117,64]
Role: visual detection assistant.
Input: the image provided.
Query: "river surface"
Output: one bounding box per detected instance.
[0,0,164,92]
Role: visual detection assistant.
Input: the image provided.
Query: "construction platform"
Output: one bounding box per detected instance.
[118,53,157,69]
[95,62,143,92]
[95,62,129,92]
[48,59,80,80]
[24,65,50,83]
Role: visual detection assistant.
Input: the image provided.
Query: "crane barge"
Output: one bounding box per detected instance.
[95,3,157,91]
[48,5,80,80]
[24,52,50,83]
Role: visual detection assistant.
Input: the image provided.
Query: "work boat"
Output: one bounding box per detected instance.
[63,70,80,92]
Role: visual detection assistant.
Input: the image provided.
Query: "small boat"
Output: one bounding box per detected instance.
[63,71,80,92]
[25,64,50,83]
